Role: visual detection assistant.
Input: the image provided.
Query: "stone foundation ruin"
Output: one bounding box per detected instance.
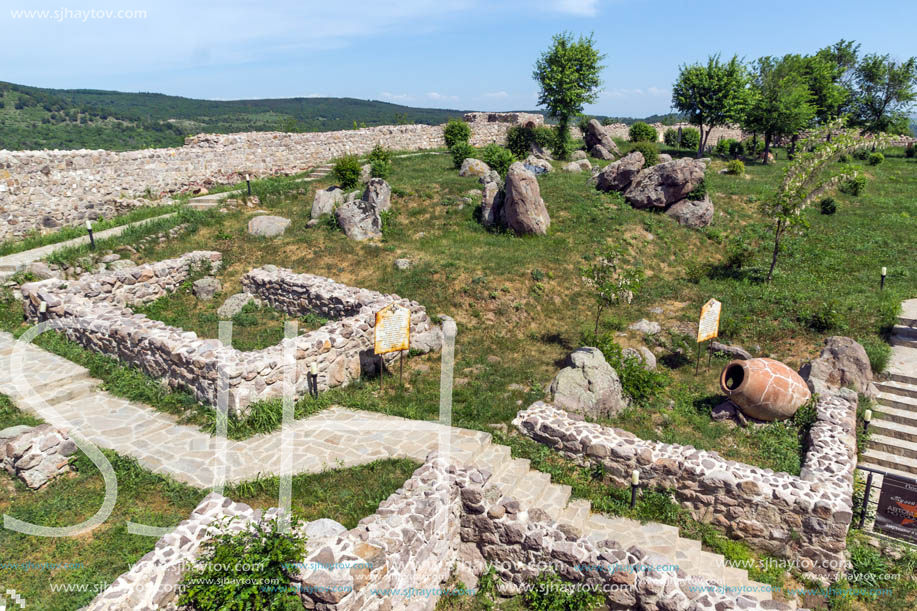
[20,252,442,415]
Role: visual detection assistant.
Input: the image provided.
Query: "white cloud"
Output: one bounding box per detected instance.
[426,92,458,101]
[602,87,669,98]
[482,91,510,99]
[546,0,600,16]
[380,92,415,102]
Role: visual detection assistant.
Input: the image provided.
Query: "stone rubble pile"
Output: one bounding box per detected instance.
[1,423,77,489]
[514,391,857,581]
[19,253,442,416]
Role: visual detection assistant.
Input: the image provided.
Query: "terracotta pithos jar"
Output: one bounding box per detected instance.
[719,357,811,421]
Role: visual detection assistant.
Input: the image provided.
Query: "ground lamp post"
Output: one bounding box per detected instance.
[881,267,887,290]
[38,300,47,322]
[246,174,252,197]
[630,469,640,509]
[308,362,318,398]
[864,409,872,433]
[86,220,95,250]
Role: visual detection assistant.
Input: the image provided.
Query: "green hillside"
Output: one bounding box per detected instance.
[0,81,470,151]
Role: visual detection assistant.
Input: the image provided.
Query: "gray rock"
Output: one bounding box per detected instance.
[523,155,553,174]
[27,261,57,280]
[503,162,550,236]
[335,200,381,241]
[480,172,505,228]
[596,151,645,192]
[628,319,661,335]
[247,215,291,237]
[393,258,413,270]
[107,259,136,271]
[571,150,587,160]
[529,142,553,160]
[360,163,372,183]
[584,119,620,157]
[709,341,752,360]
[311,187,344,219]
[217,292,258,318]
[624,158,706,209]
[590,144,616,160]
[362,178,392,212]
[563,160,591,173]
[799,336,877,398]
[303,518,347,540]
[459,158,490,177]
[192,277,221,300]
[623,346,657,370]
[549,347,627,418]
[100,254,121,264]
[665,195,714,228]
[657,153,673,163]
[0,424,33,441]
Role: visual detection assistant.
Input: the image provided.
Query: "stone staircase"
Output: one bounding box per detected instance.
[862,298,917,480]
[0,331,775,604]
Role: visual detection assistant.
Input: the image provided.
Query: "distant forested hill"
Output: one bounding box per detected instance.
[0,81,469,151]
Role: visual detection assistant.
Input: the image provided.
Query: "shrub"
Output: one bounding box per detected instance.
[505,125,555,160]
[629,141,659,167]
[594,334,668,404]
[837,153,851,163]
[331,154,361,190]
[450,142,475,169]
[686,177,707,200]
[367,145,392,179]
[742,137,764,155]
[801,300,844,333]
[443,119,471,148]
[839,174,867,196]
[729,139,745,158]
[853,148,870,161]
[178,516,306,611]
[481,143,516,177]
[663,127,679,147]
[680,127,701,151]
[906,143,915,158]
[867,152,884,166]
[715,138,737,157]
[576,115,591,133]
[523,572,603,611]
[859,336,891,373]
[725,159,745,175]
[629,121,657,143]
[820,197,837,215]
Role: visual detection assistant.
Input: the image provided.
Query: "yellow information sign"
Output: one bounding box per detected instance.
[697,298,722,343]
[374,304,411,355]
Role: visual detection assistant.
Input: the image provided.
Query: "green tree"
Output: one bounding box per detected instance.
[671,54,749,158]
[852,53,917,135]
[744,55,816,162]
[762,122,890,282]
[582,247,643,340]
[533,32,606,160]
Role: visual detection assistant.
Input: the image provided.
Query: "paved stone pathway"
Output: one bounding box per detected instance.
[0,212,177,280]
[0,330,775,602]
[862,298,917,479]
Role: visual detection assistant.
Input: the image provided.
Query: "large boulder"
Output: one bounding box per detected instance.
[312,187,344,219]
[479,171,505,228]
[523,155,553,174]
[584,119,620,157]
[624,158,706,209]
[799,336,877,398]
[335,200,382,241]
[596,151,645,192]
[664,195,714,228]
[248,215,291,237]
[563,159,592,173]
[590,144,616,160]
[192,277,221,301]
[503,162,550,236]
[571,150,587,160]
[217,292,259,319]
[459,158,490,177]
[1,424,77,489]
[362,178,392,212]
[549,347,627,419]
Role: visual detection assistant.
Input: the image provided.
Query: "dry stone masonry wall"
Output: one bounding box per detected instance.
[20,253,441,415]
[0,117,532,240]
[0,423,77,489]
[514,391,858,581]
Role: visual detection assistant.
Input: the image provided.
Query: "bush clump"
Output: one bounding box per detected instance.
[443,119,471,148]
[367,145,392,179]
[867,151,884,166]
[523,572,603,611]
[680,127,701,151]
[594,335,668,404]
[481,143,516,177]
[715,138,738,157]
[505,125,555,159]
[839,174,867,196]
[686,177,707,200]
[820,197,837,215]
[450,142,475,169]
[178,516,306,611]
[725,159,745,175]
[663,127,679,147]
[331,154,362,190]
[906,143,915,158]
[629,141,659,167]
[629,121,657,143]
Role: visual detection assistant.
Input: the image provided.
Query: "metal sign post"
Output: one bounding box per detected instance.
[374,303,411,391]
[695,298,722,375]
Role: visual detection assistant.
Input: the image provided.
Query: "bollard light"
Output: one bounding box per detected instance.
[310,362,318,376]
[631,470,640,486]
[881,267,887,290]
[86,219,96,250]
[85,219,92,231]
[630,469,640,509]
[864,409,872,432]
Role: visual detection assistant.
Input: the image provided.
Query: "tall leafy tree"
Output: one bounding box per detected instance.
[744,55,816,162]
[671,54,748,157]
[533,32,605,160]
[852,53,917,135]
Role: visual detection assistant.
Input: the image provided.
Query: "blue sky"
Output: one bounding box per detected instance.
[3,0,916,117]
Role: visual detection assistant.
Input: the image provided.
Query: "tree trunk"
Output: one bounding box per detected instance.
[766,219,784,283]
[696,124,705,158]
[594,304,605,341]
[788,134,798,160]
[763,133,772,164]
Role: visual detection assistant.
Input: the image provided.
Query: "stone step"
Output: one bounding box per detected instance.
[490,458,530,494]
[556,498,591,532]
[534,483,572,520]
[858,461,917,482]
[875,403,917,429]
[898,300,917,327]
[868,432,917,459]
[893,324,917,338]
[17,377,99,410]
[890,334,917,349]
[511,469,552,506]
[877,391,917,413]
[861,447,917,474]
[870,417,917,443]
[473,444,511,475]
[876,379,917,399]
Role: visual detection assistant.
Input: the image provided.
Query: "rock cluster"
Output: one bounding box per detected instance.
[596,155,713,228]
[583,119,620,159]
[0,118,534,240]
[1,424,77,489]
[548,347,627,418]
[514,391,857,580]
[20,253,442,416]
[459,158,489,177]
[332,178,392,241]
[480,163,551,235]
